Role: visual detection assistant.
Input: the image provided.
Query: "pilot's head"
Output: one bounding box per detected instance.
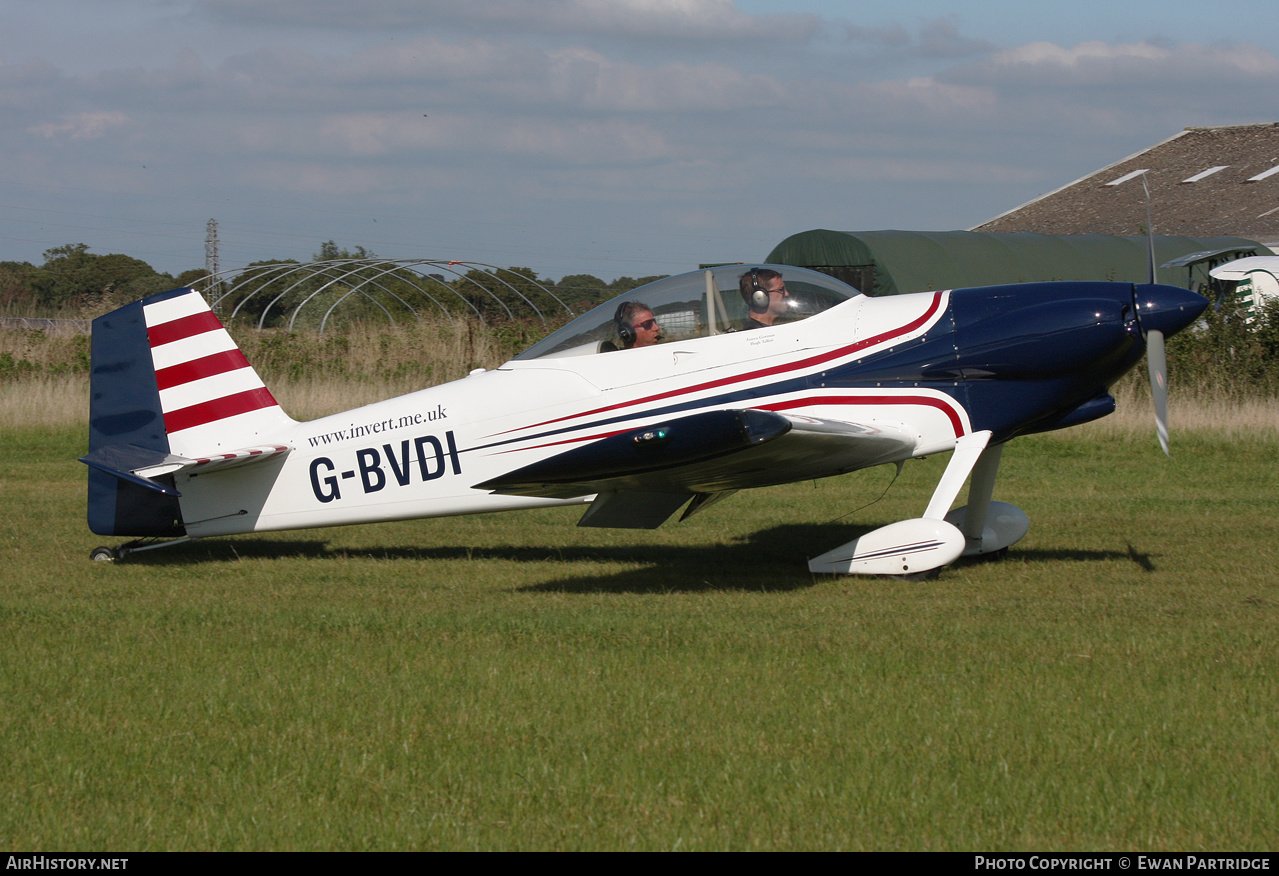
[614,300,661,348]
[739,268,789,325]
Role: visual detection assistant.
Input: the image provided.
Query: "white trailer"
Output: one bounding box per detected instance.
[1209,255,1279,321]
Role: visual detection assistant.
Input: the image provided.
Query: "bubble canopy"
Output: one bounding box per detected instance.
[514,265,862,361]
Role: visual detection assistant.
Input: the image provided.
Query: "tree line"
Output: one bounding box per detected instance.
[0,244,191,315]
[3,240,1278,394]
[0,241,666,325]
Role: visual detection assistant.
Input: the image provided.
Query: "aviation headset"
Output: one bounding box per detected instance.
[748,268,770,311]
[614,301,637,346]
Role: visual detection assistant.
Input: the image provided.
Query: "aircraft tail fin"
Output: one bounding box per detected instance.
[83,287,295,536]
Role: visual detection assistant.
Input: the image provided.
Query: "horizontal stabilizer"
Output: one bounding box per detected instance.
[81,443,292,495]
[80,444,185,496]
[154,444,292,477]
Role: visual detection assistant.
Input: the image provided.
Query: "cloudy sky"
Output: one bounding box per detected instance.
[2,0,1276,281]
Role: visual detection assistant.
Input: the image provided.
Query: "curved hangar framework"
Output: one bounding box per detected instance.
[197,259,572,333]
[83,264,1206,576]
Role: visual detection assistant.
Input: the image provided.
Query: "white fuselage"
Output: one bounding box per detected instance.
[177,290,967,537]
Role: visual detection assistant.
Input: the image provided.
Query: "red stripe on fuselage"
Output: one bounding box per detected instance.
[758,394,965,438]
[154,349,252,390]
[493,427,632,456]
[163,388,279,433]
[147,311,224,348]
[494,291,946,439]
[494,390,966,459]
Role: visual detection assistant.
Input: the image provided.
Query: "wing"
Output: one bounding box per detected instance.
[475,409,915,528]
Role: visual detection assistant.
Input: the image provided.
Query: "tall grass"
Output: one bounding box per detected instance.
[0,315,533,425]
[11,371,1278,435]
[5,315,1278,431]
[1079,373,1279,439]
[10,373,1276,439]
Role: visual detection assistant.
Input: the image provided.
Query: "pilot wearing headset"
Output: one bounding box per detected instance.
[613,300,662,349]
[739,268,790,329]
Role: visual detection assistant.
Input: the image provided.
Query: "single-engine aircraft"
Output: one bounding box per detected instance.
[82,265,1206,575]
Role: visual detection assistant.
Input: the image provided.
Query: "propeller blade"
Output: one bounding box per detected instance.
[1133,283,1206,456]
[1147,328,1169,455]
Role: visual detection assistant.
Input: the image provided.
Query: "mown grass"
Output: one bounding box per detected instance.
[1,422,1276,850]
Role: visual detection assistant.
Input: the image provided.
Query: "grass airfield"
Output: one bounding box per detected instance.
[2,424,1276,850]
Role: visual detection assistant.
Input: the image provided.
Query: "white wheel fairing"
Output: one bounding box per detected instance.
[808,519,967,576]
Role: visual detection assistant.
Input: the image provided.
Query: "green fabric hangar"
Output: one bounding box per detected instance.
[765,229,1262,298]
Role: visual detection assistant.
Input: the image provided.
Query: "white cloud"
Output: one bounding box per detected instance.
[299,109,671,168]
[969,38,1279,86]
[165,37,796,121]
[573,54,788,113]
[198,0,820,42]
[840,22,912,49]
[0,57,63,112]
[993,40,1170,67]
[28,110,130,140]
[236,159,389,197]
[916,17,996,59]
[868,76,997,115]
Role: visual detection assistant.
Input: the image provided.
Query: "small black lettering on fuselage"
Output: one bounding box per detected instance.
[310,430,462,503]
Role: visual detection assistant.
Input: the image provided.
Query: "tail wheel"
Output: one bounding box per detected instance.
[89,546,118,562]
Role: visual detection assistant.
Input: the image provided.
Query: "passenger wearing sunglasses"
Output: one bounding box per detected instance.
[613,300,662,349]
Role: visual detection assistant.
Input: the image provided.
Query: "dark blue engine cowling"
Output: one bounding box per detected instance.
[817,281,1203,442]
[947,282,1144,439]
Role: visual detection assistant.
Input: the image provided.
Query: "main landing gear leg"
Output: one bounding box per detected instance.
[942,441,1030,559]
[809,431,995,576]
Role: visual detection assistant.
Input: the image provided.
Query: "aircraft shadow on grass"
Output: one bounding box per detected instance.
[104,523,1158,592]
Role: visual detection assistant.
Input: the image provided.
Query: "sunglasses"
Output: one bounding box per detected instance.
[632,318,658,331]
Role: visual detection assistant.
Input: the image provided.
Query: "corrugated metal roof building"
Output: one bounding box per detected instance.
[972,123,1279,250]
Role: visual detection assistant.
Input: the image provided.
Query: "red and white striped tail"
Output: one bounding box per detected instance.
[142,289,294,456]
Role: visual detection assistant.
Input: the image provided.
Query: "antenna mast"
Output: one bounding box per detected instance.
[205,218,221,310]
